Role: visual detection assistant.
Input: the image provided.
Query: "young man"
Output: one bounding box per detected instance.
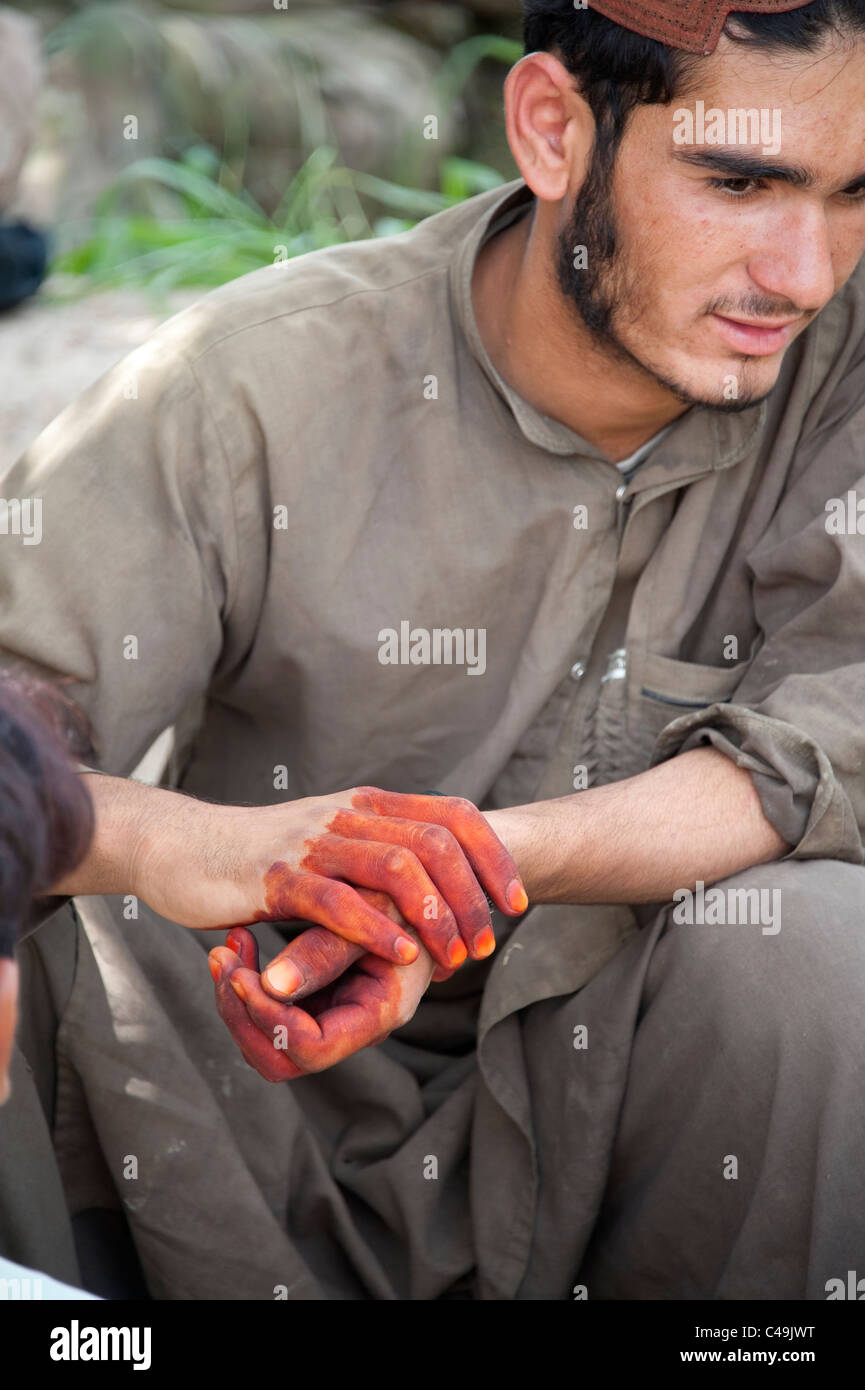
[1,0,864,1299]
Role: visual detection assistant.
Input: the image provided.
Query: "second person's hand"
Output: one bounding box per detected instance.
[126,782,527,974]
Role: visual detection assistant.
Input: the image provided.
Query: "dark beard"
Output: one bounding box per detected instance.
[554,143,771,415]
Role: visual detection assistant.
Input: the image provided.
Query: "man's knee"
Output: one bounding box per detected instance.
[651,857,865,1045]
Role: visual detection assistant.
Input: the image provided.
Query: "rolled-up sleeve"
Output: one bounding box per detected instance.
[650,385,865,865]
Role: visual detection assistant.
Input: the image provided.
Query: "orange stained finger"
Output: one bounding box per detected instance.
[257,862,419,966]
[262,926,366,1002]
[300,833,463,972]
[347,788,528,916]
[325,810,496,960]
[225,926,260,970]
[233,961,403,1074]
[229,967,332,1070]
[208,948,302,1082]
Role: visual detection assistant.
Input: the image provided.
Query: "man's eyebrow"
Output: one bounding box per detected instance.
[673,147,814,188]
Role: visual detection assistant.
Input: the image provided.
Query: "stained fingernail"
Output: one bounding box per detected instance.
[395,936,419,963]
[507,879,529,913]
[447,938,468,968]
[264,961,303,997]
[226,933,242,955]
[230,977,247,1002]
[208,956,221,983]
[475,927,496,959]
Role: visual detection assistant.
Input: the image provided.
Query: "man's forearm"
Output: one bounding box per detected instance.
[485,747,791,905]
[49,774,528,964]
[52,772,199,899]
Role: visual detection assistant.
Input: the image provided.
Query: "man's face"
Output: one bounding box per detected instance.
[557,32,865,411]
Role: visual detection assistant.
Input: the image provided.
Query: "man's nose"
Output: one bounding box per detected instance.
[746,205,837,315]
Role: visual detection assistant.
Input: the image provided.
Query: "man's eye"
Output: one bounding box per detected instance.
[841,185,865,203]
[708,177,764,199]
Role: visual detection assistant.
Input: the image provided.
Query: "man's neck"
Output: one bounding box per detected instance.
[471,205,687,464]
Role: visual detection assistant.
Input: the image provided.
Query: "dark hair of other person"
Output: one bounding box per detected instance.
[0,674,95,958]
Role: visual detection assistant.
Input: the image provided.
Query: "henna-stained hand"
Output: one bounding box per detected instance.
[139,785,527,975]
[208,910,437,1081]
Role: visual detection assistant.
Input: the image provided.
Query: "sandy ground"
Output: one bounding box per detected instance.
[0,283,199,473]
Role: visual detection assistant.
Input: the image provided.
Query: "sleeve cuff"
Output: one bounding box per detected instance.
[648,702,864,865]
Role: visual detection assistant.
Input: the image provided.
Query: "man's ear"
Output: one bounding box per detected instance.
[0,957,19,1105]
[503,51,595,204]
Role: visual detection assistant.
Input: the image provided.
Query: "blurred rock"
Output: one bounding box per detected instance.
[385,2,473,48]
[461,0,522,15]
[0,7,42,213]
[18,5,459,224]
[159,0,345,10]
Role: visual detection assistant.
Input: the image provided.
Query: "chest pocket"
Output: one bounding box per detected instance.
[586,648,750,787]
[636,649,752,763]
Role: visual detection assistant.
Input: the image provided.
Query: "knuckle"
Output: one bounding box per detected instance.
[418,824,455,855]
[318,879,349,916]
[381,846,411,876]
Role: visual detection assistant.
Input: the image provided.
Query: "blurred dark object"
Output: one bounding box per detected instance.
[0,669,95,763]
[0,222,48,311]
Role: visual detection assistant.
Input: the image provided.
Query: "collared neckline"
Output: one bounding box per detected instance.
[449,177,768,485]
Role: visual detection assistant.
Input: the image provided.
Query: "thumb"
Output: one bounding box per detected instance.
[262,926,366,1001]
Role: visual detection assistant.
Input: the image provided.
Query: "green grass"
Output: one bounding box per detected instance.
[44,14,521,297]
[51,145,509,295]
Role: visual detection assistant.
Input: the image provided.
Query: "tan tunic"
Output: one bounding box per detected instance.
[3,178,863,860]
[1,179,864,1299]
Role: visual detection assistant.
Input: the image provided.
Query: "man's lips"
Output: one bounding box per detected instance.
[712,313,800,356]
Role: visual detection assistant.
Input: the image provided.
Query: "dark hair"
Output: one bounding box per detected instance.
[523,0,865,175]
[0,675,94,957]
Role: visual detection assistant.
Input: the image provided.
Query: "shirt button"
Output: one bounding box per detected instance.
[570,661,585,681]
[615,483,627,500]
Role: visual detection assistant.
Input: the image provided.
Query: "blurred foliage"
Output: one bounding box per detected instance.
[52,142,508,293]
[44,9,522,294]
